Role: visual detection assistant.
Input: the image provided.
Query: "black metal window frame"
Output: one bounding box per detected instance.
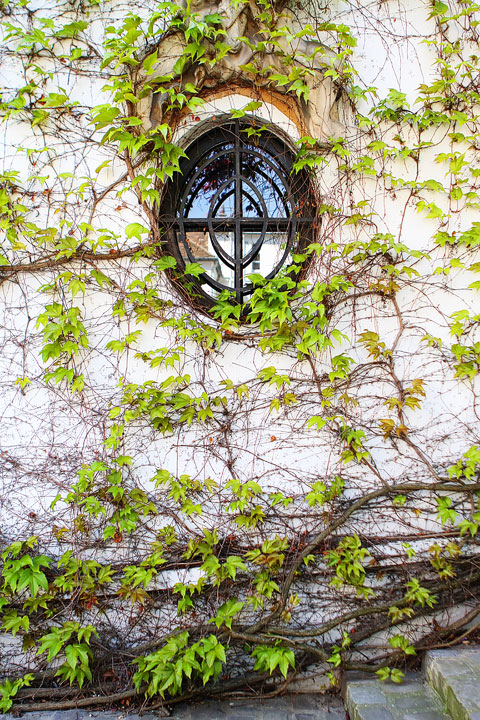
[160,118,315,306]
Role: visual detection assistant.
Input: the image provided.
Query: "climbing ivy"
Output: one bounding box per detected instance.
[0,0,479,713]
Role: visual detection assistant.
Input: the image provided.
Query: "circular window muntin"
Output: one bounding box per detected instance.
[160,118,316,306]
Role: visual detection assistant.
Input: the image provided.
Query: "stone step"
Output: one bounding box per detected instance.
[345,673,450,720]
[424,648,480,720]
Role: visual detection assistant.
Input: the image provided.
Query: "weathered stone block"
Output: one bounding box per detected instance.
[346,682,387,705]
[404,712,448,720]
[387,681,428,696]
[354,705,394,720]
[392,692,436,710]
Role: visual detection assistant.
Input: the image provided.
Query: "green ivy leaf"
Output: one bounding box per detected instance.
[125,223,150,240]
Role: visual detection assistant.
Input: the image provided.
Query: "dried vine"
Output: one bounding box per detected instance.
[0,0,479,713]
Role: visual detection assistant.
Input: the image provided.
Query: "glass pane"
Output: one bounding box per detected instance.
[169,122,306,303]
[241,187,263,218]
[209,232,235,291]
[242,147,289,218]
[212,184,235,218]
[179,231,209,263]
[243,231,289,280]
[179,231,235,299]
[184,147,235,218]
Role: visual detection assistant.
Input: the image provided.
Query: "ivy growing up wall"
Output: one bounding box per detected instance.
[0,0,479,712]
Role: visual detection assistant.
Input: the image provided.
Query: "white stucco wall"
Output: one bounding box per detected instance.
[0,0,479,678]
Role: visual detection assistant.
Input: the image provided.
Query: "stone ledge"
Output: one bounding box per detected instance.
[345,676,449,720]
[424,648,480,720]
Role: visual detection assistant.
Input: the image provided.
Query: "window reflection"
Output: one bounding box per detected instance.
[166,120,312,303]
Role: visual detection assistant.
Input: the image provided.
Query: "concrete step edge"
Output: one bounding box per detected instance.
[344,673,450,720]
[424,648,480,720]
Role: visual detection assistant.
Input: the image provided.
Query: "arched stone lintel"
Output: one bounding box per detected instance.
[136,4,346,142]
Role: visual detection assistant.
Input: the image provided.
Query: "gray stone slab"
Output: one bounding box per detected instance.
[386,682,428,696]
[255,710,289,720]
[447,676,480,709]
[353,705,394,720]
[346,683,387,705]
[218,708,257,717]
[221,703,257,713]
[391,693,436,710]
[345,675,448,720]
[403,713,449,720]
[180,704,228,718]
[425,646,480,719]
[455,648,480,662]
[441,659,471,678]
[285,695,323,711]
[20,714,81,720]
[5,694,343,720]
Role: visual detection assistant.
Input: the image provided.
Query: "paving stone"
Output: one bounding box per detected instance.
[0,695,347,720]
[392,693,437,710]
[456,649,480,664]
[345,676,448,720]
[286,695,322,711]
[404,713,450,720]
[224,704,258,714]
[181,704,227,718]
[352,705,394,720]
[425,646,480,719]
[441,659,471,678]
[174,696,345,720]
[346,682,387,705]
[255,710,288,720]
[0,690,347,720]
[386,682,429,696]
[21,713,80,720]
[447,676,480,709]
[292,697,345,719]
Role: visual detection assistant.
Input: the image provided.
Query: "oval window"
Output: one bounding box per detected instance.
[160,119,316,306]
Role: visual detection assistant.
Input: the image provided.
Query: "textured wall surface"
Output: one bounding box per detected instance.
[0,0,479,706]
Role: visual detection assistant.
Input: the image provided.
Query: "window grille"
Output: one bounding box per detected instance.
[160,119,315,305]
